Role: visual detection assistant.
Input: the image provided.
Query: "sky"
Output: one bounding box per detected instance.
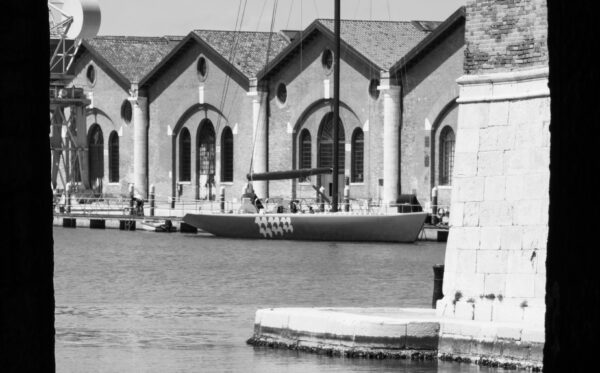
[96,0,466,36]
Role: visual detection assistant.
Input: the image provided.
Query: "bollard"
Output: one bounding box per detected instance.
[149,184,155,217]
[129,184,135,215]
[219,186,225,213]
[343,185,350,212]
[431,187,438,225]
[432,264,445,308]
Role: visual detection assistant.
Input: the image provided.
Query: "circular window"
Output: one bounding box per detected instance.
[120,100,132,124]
[197,56,208,81]
[276,82,287,105]
[321,49,334,74]
[86,65,96,85]
[368,78,380,100]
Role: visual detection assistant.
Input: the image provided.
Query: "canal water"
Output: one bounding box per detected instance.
[54,228,504,372]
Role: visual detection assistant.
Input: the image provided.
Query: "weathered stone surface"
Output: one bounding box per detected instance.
[479,226,502,250]
[477,250,509,274]
[483,175,506,201]
[505,274,536,298]
[488,101,510,127]
[479,200,513,226]
[483,274,506,295]
[462,202,480,227]
[477,151,504,176]
[453,153,479,178]
[458,102,489,129]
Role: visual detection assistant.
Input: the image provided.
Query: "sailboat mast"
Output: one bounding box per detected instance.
[331,0,341,212]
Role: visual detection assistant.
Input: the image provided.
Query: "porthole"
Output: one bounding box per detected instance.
[86,65,96,85]
[120,100,132,124]
[197,56,208,81]
[321,49,334,74]
[368,78,380,100]
[276,82,287,105]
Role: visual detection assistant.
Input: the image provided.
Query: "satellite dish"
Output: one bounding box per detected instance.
[51,0,101,39]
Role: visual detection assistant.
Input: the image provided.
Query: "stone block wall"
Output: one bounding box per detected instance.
[437,1,549,360]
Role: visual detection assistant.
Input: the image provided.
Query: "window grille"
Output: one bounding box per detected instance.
[221,127,234,182]
[318,114,345,172]
[88,124,104,185]
[299,130,312,181]
[440,126,455,185]
[351,128,364,182]
[198,122,215,175]
[179,128,191,182]
[108,131,119,182]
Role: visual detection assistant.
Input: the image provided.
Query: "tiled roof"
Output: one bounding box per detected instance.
[85,36,181,83]
[317,19,441,69]
[192,30,290,77]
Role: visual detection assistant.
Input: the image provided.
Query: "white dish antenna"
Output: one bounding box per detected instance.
[50,0,101,39]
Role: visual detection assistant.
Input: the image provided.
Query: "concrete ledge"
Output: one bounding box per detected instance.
[248,308,439,359]
[248,307,544,369]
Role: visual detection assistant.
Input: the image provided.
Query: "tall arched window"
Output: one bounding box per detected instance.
[440,126,455,185]
[197,120,216,176]
[299,129,312,182]
[108,131,119,182]
[318,113,345,172]
[351,128,364,183]
[179,128,191,182]
[221,127,234,182]
[88,124,104,189]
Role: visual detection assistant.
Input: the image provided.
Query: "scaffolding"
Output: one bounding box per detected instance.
[48,0,99,194]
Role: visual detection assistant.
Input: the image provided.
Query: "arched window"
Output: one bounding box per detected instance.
[179,128,191,182]
[108,131,119,182]
[88,124,104,190]
[440,126,455,185]
[318,113,345,172]
[197,120,215,176]
[221,127,234,182]
[351,128,364,182]
[299,129,312,182]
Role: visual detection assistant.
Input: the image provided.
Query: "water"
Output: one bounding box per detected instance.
[54,228,503,372]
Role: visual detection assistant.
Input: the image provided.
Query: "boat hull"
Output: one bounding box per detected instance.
[182,212,427,243]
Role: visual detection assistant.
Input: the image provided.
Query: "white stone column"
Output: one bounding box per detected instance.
[380,84,402,205]
[250,90,268,198]
[131,96,148,198]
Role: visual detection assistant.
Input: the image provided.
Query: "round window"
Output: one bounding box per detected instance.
[276,82,287,105]
[86,65,96,85]
[197,56,208,81]
[368,78,380,100]
[120,100,132,124]
[321,49,333,74]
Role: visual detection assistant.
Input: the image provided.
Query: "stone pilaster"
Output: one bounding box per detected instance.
[248,86,268,198]
[379,81,401,204]
[131,95,148,198]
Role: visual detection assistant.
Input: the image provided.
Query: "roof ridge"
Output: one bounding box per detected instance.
[193,29,282,35]
[316,18,431,24]
[91,35,172,43]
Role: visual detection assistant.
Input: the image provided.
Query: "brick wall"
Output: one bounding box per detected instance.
[70,53,133,197]
[148,42,254,203]
[464,0,548,74]
[400,24,464,205]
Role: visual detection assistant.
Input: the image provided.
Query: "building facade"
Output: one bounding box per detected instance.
[64,8,465,211]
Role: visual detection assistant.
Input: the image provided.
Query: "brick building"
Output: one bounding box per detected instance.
[65,8,465,210]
